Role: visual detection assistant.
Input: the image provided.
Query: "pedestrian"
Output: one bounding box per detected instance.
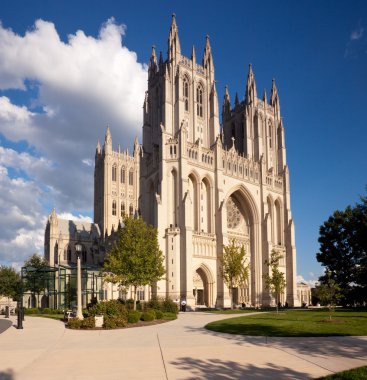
[181,299,187,312]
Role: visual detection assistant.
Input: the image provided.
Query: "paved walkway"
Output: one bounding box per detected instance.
[0,313,366,380]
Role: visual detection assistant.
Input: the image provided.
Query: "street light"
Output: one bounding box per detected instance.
[75,241,84,320]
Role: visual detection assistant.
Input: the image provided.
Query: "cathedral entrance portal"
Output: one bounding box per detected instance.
[193,265,214,307]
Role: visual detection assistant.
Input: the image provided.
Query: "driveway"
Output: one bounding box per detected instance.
[0,312,366,379]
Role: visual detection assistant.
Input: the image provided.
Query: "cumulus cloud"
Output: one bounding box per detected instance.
[0,18,148,266]
[297,274,318,288]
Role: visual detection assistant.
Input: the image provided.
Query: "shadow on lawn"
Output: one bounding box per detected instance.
[182,324,367,361]
[169,357,314,380]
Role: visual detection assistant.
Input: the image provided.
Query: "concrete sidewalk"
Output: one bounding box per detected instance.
[0,312,366,379]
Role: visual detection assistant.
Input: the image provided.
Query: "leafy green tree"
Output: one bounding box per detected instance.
[23,254,49,307]
[0,266,20,300]
[103,216,165,310]
[220,239,250,309]
[263,250,286,313]
[316,193,367,304]
[315,271,342,320]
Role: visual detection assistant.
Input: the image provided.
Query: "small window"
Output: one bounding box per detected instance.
[196,85,203,117]
[129,204,134,216]
[121,168,125,183]
[183,78,189,112]
[112,200,117,216]
[112,165,117,182]
[121,203,125,217]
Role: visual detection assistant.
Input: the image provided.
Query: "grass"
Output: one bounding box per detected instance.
[205,309,367,337]
[205,309,264,314]
[29,314,65,321]
[316,366,367,379]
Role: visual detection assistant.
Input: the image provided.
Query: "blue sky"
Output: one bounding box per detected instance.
[0,0,366,284]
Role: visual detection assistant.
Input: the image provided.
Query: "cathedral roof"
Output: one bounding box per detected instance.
[56,218,101,239]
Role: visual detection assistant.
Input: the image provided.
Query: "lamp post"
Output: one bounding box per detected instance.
[75,242,84,320]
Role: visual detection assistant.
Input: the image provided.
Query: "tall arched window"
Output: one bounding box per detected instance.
[112,200,117,216]
[129,204,134,216]
[121,203,125,217]
[129,169,134,186]
[183,77,189,111]
[121,167,125,183]
[196,85,203,117]
[112,165,117,181]
[269,124,272,149]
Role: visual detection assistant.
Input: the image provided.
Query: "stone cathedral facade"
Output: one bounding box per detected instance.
[45,15,299,308]
[139,15,297,308]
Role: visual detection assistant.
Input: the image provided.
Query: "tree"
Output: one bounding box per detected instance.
[263,250,286,313]
[316,193,367,304]
[103,216,165,310]
[315,271,342,320]
[220,239,250,309]
[23,254,49,307]
[0,266,20,300]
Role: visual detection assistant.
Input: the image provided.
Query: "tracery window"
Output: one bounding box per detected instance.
[121,203,125,217]
[129,204,134,216]
[196,85,203,117]
[269,124,272,149]
[129,169,134,186]
[112,200,117,216]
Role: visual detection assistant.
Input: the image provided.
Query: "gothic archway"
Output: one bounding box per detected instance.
[193,264,214,307]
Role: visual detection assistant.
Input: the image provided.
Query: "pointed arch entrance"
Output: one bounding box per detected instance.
[193,264,214,307]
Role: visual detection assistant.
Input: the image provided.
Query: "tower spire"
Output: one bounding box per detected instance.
[191,45,196,64]
[168,13,181,60]
[245,64,257,105]
[104,126,112,154]
[222,85,231,120]
[149,45,157,78]
[203,34,214,78]
[270,78,280,118]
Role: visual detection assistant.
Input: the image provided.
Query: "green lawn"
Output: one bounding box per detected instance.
[205,309,367,337]
[205,309,265,314]
[316,366,367,379]
[29,314,65,322]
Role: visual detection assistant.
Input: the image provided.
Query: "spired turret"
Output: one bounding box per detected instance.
[104,126,112,154]
[95,140,101,157]
[222,85,231,122]
[148,45,157,79]
[203,35,214,81]
[270,79,280,119]
[245,64,257,106]
[168,13,181,61]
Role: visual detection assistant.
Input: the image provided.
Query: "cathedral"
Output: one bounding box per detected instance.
[45,15,300,308]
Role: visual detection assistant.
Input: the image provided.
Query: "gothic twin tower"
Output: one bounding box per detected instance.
[94,15,298,307]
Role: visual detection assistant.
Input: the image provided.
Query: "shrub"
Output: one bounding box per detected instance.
[88,300,127,319]
[161,299,179,314]
[141,311,155,321]
[162,312,177,320]
[103,315,127,329]
[155,310,164,319]
[24,308,39,315]
[127,310,141,323]
[67,316,95,329]
[146,297,161,311]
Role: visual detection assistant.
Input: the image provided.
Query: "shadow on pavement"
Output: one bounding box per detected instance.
[169,357,312,379]
[0,370,14,380]
[0,320,12,334]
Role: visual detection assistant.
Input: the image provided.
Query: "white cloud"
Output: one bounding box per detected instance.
[58,212,92,223]
[0,18,148,266]
[297,274,318,288]
[350,26,364,41]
